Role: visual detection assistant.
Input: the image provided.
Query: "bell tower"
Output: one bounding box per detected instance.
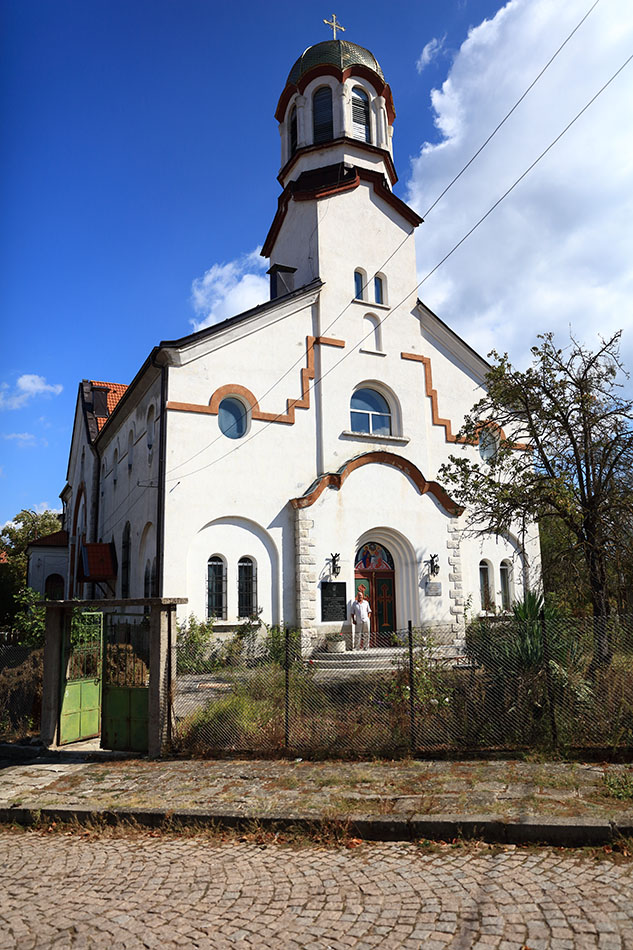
[274,38,397,191]
[262,35,422,317]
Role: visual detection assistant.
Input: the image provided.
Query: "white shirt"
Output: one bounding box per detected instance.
[351,598,371,624]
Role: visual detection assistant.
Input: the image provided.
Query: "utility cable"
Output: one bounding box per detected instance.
[164,49,632,484]
[165,0,604,480]
[422,0,603,217]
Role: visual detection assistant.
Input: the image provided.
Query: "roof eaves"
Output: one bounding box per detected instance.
[158,278,323,350]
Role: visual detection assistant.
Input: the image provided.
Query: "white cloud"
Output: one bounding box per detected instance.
[33,502,62,514]
[416,34,447,73]
[0,374,63,410]
[407,0,633,373]
[2,432,37,445]
[190,248,269,332]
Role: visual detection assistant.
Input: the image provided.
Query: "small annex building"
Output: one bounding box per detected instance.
[39,37,539,650]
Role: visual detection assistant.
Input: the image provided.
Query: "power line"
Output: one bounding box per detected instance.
[423,0,603,217]
[165,49,632,484]
[165,1,605,481]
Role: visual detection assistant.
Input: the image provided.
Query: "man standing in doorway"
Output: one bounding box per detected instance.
[351,587,372,650]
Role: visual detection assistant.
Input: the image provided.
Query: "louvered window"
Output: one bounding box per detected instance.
[207,556,226,620]
[289,106,298,156]
[351,87,370,143]
[238,557,257,618]
[312,87,333,144]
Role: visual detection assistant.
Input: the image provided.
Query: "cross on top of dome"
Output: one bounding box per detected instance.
[323,14,345,39]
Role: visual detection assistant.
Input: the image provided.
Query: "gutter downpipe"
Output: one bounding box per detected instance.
[153,353,168,598]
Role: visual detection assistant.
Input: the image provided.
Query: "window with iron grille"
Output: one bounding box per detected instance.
[312,87,333,144]
[500,560,512,610]
[351,87,370,143]
[207,556,227,620]
[121,522,131,598]
[238,556,257,618]
[479,560,494,611]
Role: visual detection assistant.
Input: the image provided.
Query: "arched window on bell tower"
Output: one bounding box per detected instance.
[312,87,333,144]
[351,87,370,143]
[289,105,298,156]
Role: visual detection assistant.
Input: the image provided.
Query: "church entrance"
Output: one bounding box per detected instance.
[354,542,396,647]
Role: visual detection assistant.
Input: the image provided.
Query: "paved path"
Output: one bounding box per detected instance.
[2,829,632,949]
[2,752,633,824]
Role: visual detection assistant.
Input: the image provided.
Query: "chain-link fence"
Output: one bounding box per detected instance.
[171,614,633,758]
[0,643,43,742]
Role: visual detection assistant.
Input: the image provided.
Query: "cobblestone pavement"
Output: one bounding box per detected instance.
[2,753,633,822]
[2,829,633,949]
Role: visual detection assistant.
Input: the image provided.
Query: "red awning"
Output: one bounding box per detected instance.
[78,542,117,582]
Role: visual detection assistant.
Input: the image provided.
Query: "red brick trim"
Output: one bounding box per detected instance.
[400,352,528,450]
[290,451,463,515]
[166,336,345,427]
[262,164,420,259]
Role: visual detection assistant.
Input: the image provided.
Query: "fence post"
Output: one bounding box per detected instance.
[540,608,558,750]
[284,626,290,751]
[408,620,416,755]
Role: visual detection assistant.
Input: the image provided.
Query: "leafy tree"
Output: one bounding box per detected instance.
[439,332,633,666]
[0,508,62,627]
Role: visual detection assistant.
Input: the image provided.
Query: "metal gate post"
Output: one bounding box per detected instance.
[284,626,290,750]
[408,620,416,755]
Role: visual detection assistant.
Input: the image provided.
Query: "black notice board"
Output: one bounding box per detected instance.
[321,582,347,622]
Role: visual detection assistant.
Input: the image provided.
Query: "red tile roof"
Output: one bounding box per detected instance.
[27,529,68,548]
[90,381,128,431]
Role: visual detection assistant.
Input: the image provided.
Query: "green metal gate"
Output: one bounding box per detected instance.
[59,611,103,745]
[102,613,149,752]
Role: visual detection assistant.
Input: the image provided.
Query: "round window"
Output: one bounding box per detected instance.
[218,397,247,439]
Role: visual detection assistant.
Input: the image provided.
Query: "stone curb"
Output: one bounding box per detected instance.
[1,804,630,847]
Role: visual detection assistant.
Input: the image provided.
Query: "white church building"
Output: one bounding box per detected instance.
[36,37,538,649]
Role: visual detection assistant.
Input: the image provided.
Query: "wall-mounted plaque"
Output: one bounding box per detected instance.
[321,582,347,621]
[425,582,442,597]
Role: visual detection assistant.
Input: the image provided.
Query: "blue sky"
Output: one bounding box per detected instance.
[1,0,632,525]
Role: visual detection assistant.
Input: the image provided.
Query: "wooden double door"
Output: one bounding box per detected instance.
[354,542,396,647]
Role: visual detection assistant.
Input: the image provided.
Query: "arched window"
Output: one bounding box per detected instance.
[144,560,151,598]
[354,270,364,300]
[289,105,298,156]
[146,405,155,451]
[351,87,370,143]
[374,275,384,305]
[479,425,499,463]
[207,555,227,620]
[113,449,118,488]
[500,560,513,611]
[127,429,134,471]
[479,560,494,612]
[350,388,391,436]
[121,522,131,598]
[238,556,257,618]
[312,87,333,144]
[45,573,64,600]
[218,397,247,439]
[151,557,158,597]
